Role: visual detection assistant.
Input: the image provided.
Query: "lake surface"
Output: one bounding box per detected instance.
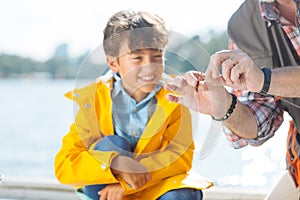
[0,79,288,190]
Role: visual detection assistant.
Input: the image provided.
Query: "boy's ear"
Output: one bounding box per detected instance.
[106,55,119,72]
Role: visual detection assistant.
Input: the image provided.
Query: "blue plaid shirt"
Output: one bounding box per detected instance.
[111,73,162,150]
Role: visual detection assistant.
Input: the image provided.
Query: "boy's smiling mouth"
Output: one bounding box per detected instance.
[139,75,156,82]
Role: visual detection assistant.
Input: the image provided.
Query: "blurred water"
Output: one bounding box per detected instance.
[0,79,74,180]
[0,79,287,190]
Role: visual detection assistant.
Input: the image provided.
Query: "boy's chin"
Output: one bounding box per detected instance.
[140,84,157,93]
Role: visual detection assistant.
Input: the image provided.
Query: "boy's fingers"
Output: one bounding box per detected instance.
[184,71,205,87]
[198,81,208,91]
[146,173,152,182]
[164,83,182,94]
[166,94,180,103]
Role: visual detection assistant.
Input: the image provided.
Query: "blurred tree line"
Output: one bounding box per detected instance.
[0,30,229,79]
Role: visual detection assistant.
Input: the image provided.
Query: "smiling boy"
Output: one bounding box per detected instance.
[55,10,212,200]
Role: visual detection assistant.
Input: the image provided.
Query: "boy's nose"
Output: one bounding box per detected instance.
[143,57,153,65]
[141,63,155,72]
[143,56,162,65]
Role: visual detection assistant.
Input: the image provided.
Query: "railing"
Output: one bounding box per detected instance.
[0,179,266,200]
[0,179,79,200]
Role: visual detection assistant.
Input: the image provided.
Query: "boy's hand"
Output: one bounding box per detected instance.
[111,156,151,190]
[98,183,124,200]
[165,72,203,112]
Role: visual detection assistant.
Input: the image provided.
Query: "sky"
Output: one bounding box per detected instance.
[0,0,244,61]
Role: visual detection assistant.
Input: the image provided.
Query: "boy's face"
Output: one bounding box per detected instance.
[108,48,164,102]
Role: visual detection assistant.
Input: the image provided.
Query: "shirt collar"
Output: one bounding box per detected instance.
[260,1,294,26]
[111,72,162,104]
[112,73,125,98]
[260,1,280,22]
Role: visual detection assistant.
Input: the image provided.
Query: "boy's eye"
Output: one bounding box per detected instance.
[132,56,142,60]
[154,55,163,58]
[153,55,163,60]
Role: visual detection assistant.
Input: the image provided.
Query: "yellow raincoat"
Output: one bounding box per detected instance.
[55,73,213,199]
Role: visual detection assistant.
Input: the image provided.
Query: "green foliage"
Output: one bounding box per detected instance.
[0,55,43,77]
[165,30,229,74]
[200,30,229,55]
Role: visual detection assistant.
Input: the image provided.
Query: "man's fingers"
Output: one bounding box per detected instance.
[206,49,244,79]
[221,58,236,84]
[205,75,225,87]
[230,63,244,85]
[207,50,233,78]
[207,56,221,79]
[226,53,247,84]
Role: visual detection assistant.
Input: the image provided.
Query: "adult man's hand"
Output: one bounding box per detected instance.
[206,49,264,92]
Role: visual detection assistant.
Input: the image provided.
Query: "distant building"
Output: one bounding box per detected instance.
[54,43,69,59]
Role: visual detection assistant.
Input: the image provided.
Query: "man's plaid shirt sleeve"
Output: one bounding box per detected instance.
[223,90,284,149]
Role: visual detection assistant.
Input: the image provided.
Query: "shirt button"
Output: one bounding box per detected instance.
[73,93,80,97]
[133,107,137,112]
[101,163,107,169]
[132,131,138,136]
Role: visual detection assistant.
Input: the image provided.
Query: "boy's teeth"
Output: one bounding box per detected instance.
[142,75,154,81]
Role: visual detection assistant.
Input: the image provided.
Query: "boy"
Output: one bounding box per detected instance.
[55,10,212,200]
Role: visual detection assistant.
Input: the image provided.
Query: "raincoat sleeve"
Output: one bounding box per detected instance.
[54,109,120,186]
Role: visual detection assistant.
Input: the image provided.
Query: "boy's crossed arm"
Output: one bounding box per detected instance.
[110,155,152,190]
